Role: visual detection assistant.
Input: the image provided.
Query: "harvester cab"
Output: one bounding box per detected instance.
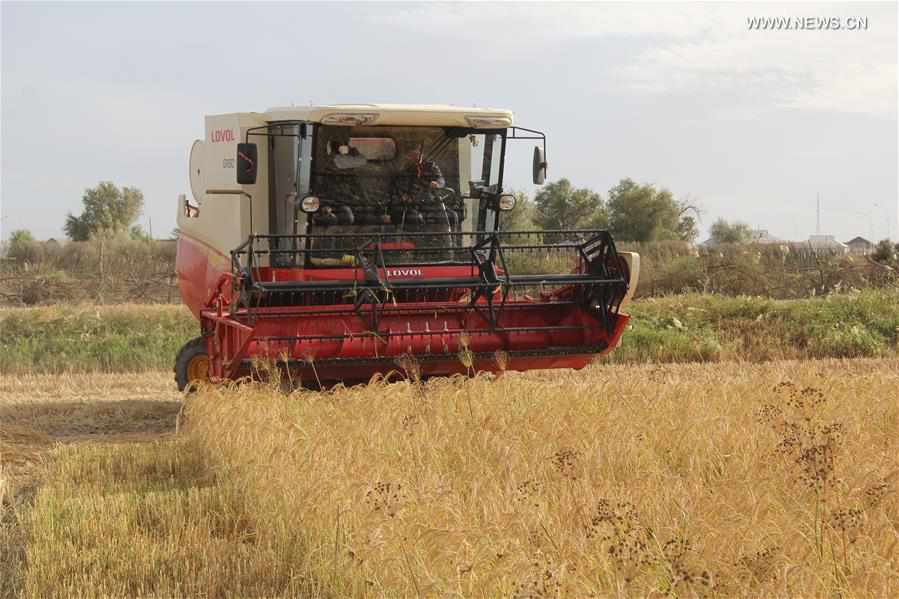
[174,104,639,390]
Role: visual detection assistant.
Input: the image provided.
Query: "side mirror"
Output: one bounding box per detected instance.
[236,143,258,185]
[498,194,516,211]
[532,146,547,185]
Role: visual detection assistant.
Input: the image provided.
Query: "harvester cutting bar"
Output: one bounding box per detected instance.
[202,300,630,383]
[217,300,583,319]
[256,326,592,343]
[200,230,630,383]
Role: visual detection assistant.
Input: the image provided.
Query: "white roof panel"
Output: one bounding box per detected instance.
[264,104,514,128]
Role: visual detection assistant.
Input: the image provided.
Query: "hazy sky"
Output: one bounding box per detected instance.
[2,2,897,242]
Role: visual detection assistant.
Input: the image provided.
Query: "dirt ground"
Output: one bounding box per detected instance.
[0,372,181,492]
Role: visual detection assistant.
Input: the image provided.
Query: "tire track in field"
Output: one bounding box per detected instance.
[0,372,181,599]
[1,372,180,486]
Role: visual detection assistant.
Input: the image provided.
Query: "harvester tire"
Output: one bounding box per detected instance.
[175,337,210,392]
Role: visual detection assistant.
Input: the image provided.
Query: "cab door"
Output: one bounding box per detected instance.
[473,133,504,235]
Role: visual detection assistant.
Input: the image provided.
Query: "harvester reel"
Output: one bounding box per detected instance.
[468,235,510,328]
[351,248,389,333]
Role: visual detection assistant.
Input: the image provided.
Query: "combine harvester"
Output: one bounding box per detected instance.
[174,104,639,389]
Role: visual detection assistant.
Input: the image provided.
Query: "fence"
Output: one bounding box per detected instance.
[1,239,178,305]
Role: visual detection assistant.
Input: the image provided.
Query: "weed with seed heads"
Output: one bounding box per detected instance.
[510,553,562,599]
[364,481,405,518]
[584,499,655,584]
[549,448,581,481]
[758,379,897,591]
[735,544,781,586]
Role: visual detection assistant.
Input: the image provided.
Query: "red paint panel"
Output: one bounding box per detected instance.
[181,251,629,383]
[175,236,229,319]
[200,297,629,382]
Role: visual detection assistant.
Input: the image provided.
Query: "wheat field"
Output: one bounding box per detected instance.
[4,360,896,598]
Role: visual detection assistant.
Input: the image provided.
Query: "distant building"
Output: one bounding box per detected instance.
[806,235,849,254]
[748,229,783,244]
[845,236,873,256]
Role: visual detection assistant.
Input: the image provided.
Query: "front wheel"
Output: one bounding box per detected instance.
[174,337,209,392]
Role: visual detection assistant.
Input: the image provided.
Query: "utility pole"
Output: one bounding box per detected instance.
[816,193,821,236]
[872,203,879,241]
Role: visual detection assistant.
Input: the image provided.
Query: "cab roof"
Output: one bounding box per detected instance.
[263,104,514,128]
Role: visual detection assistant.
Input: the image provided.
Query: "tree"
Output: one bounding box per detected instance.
[63,214,92,242]
[872,239,896,264]
[533,179,608,231]
[606,178,699,242]
[709,219,752,244]
[129,224,152,242]
[6,229,37,263]
[501,191,536,231]
[64,182,144,241]
[9,229,34,244]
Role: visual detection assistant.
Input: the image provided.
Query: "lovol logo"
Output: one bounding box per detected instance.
[386,268,423,278]
[210,129,235,143]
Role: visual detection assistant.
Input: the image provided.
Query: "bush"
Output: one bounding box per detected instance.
[19,270,83,305]
[653,256,705,294]
[808,324,886,358]
[1,239,177,305]
[872,239,897,264]
[613,318,722,363]
[6,240,46,266]
[0,304,195,373]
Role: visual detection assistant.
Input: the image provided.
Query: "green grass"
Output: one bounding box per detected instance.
[0,304,195,374]
[1,291,897,374]
[618,290,899,362]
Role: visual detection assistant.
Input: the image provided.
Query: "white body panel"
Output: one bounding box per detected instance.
[619,252,640,310]
[179,112,270,259]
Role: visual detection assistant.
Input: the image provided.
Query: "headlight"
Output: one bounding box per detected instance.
[498,194,516,211]
[300,196,321,213]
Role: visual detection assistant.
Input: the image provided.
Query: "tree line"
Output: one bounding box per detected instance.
[8,179,897,265]
[9,177,702,245]
[505,178,700,242]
